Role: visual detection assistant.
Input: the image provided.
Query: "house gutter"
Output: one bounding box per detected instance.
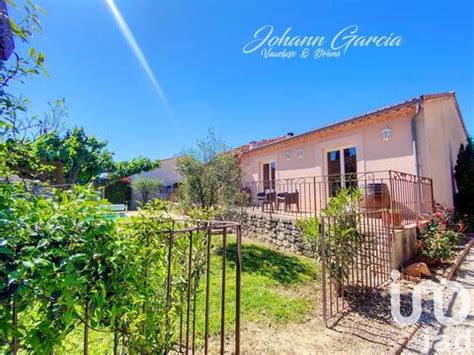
[411,99,422,177]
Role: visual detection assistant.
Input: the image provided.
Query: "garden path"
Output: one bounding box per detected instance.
[404,247,474,354]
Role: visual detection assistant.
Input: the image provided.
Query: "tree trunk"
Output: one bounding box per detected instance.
[11,298,18,355]
[113,330,119,355]
[84,301,89,355]
[121,330,126,355]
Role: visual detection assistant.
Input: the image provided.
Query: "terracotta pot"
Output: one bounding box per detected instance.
[382,211,402,227]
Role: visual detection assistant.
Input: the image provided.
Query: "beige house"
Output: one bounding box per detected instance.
[239,92,468,209]
[131,156,182,209]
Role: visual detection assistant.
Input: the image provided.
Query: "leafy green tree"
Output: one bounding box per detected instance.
[131,176,164,204]
[454,138,474,215]
[0,2,158,185]
[177,129,244,209]
[0,0,48,177]
[7,127,160,185]
[112,156,160,182]
[13,127,114,184]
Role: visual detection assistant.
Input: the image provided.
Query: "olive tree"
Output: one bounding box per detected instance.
[131,176,164,204]
[177,129,245,209]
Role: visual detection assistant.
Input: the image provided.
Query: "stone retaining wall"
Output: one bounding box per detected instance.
[236,210,417,266]
[237,211,312,256]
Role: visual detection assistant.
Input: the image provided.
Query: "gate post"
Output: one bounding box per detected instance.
[320,218,328,326]
[235,225,242,355]
[313,176,317,217]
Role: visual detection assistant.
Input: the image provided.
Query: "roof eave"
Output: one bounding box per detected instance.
[241,98,418,155]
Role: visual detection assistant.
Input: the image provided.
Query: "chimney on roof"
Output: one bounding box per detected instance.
[286,132,294,137]
[249,141,257,150]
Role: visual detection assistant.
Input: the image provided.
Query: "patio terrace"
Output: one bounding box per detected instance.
[242,170,434,228]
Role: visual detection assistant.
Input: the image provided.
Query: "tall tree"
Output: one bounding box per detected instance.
[11,127,160,185]
[0,0,47,177]
[454,138,474,215]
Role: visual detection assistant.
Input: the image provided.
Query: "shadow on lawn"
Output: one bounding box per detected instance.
[220,242,318,285]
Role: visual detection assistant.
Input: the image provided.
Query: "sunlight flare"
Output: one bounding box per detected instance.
[105,0,170,108]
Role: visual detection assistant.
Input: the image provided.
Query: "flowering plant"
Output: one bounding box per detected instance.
[417,204,464,263]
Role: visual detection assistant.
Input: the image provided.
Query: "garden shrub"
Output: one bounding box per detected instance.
[296,217,321,257]
[418,205,464,263]
[114,200,208,353]
[0,183,118,353]
[297,188,362,256]
[104,181,131,206]
[0,182,209,353]
[297,188,363,290]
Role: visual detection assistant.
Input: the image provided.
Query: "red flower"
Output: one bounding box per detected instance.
[435,211,443,218]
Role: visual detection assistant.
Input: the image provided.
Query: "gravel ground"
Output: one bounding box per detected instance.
[210,282,420,354]
[210,240,473,354]
[403,248,474,354]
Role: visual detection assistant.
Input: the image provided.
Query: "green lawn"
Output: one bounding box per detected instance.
[197,236,319,334]
[61,237,319,353]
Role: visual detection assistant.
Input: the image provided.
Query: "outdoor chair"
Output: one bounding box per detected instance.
[276,191,300,212]
[257,189,276,212]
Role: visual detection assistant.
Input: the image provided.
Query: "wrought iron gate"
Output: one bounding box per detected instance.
[320,210,393,325]
[164,221,242,354]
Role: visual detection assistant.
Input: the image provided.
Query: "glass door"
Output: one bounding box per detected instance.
[327,150,341,197]
[262,162,276,191]
[343,147,357,189]
[327,147,357,196]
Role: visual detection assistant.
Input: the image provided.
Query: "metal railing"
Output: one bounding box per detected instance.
[243,170,434,227]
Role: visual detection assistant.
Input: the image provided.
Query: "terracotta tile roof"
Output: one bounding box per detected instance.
[230,134,289,155]
[239,92,467,155]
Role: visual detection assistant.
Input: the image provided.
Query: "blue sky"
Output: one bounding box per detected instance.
[11,0,474,161]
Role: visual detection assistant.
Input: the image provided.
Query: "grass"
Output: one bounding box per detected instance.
[61,325,114,354]
[61,236,319,353]
[197,236,319,334]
